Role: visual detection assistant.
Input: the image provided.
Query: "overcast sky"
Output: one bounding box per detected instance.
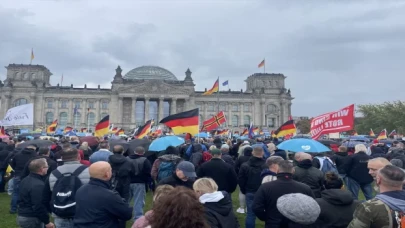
[1,0,404,117]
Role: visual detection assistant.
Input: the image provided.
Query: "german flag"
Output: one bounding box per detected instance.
[369,129,375,137]
[115,128,125,136]
[64,126,73,133]
[203,78,219,95]
[0,126,5,136]
[80,128,87,133]
[377,129,387,140]
[241,128,248,136]
[159,108,199,135]
[109,127,118,134]
[258,59,265,68]
[95,115,110,137]
[135,120,153,139]
[47,119,58,134]
[201,111,226,131]
[274,120,297,137]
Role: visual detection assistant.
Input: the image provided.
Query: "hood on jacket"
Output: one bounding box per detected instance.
[376,191,405,212]
[109,153,128,165]
[321,189,354,205]
[248,156,265,167]
[336,152,348,157]
[260,169,277,179]
[192,144,203,153]
[297,159,313,169]
[21,147,37,155]
[371,146,384,155]
[203,191,233,216]
[199,191,224,204]
[158,154,181,162]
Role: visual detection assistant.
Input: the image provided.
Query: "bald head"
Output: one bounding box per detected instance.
[368,157,391,180]
[89,161,112,181]
[295,152,312,162]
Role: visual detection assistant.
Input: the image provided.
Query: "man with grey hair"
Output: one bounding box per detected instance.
[261,156,284,184]
[349,165,405,228]
[253,160,314,227]
[293,152,324,198]
[17,158,54,228]
[238,145,266,228]
[89,141,113,164]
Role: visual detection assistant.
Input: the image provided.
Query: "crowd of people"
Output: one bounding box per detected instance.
[0,135,405,228]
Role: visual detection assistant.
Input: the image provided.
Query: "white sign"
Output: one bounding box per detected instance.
[1,103,34,126]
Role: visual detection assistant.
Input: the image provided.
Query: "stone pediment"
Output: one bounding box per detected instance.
[120,80,191,95]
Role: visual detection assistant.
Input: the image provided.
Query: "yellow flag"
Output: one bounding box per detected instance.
[31,48,34,61]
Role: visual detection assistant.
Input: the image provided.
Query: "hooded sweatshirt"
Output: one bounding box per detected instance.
[108,153,134,200]
[315,189,358,227]
[201,191,240,228]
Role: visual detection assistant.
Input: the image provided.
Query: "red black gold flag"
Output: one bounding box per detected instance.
[159,108,199,135]
[95,115,110,137]
[241,128,248,136]
[135,120,152,139]
[274,120,297,137]
[47,119,58,134]
[64,126,73,133]
[201,111,226,131]
[115,128,125,136]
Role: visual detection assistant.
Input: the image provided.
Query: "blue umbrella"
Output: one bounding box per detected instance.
[149,136,185,152]
[195,132,208,138]
[277,138,331,153]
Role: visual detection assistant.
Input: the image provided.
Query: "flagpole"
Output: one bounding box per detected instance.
[197,107,200,142]
[217,76,220,114]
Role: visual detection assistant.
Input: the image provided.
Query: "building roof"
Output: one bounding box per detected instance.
[123,66,178,81]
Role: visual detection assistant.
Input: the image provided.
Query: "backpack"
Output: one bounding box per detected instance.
[131,157,147,176]
[157,161,177,182]
[391,209,405,228]
[316,156,338,174]
[51,165,87,218]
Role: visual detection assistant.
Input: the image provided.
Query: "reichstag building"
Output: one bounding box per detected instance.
[0,64,293,132]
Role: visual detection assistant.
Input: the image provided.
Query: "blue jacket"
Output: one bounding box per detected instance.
[74,178,132,228]
[185,143,208,157]
[89,149,113,164]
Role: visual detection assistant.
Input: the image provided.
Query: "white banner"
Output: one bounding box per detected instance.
[1,103,34,126]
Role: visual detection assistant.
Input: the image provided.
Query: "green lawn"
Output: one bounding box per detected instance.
[0,188,265,228]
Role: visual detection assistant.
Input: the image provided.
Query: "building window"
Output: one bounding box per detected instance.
[59,112,68,128]
[61,100,68,108]
[267,104,277,114]
[73,112,81,127]
[163,101,170,117]
[47,100,53,109]
[244,103,251,112]
[101,112,109,120]
[208,103,215,112]
[135,101,144,125]
[232,115,239,126]
[88,101,94,109]
[101,101,108,109]
[87,112,95,126]
[232,104,239,112]
[243,115,251,126]
[13,98,28,107]
[149,101,158,121]
[196,103,202,111]
[267,117,275,127]
[74,101,81,109]
[219,102,227,112]
[45,112,54,125]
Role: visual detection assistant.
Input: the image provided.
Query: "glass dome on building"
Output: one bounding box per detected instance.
[123,66,178,81]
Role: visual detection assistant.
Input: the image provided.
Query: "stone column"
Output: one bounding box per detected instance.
[261,101,266,127]
[170,98,177,115]
[30,94,36,128]
[132,98,137,126]
[158,97,164,120]
[68,99,73,125]
[54,99,59,123]
[118,97,123,124]
[227,103,232,126]
[95,99,100,123]
[82,99,87,125]
[144,97,149,122]
[240,103,244,126]
[203,102,207,120]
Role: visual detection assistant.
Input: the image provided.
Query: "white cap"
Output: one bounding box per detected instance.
[221,144,230,149]
[243,140,250,145]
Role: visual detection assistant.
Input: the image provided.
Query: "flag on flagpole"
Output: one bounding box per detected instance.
[201,111,226,131]
[377,129,387,140]
[389,130,397,137]
[222,80,228,86]
[30,48,34,64]
[258,59,265,68]
[95,115,110,137]
[159,109,199,135]
[274,120,297,138]
[203,79,219,95]
[369,129,375,137]
[135,120,153,139]
[46,119,58,134]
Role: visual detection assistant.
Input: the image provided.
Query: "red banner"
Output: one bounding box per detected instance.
[310,104,354,139]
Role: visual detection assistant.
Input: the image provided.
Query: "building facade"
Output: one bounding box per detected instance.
[0,64,293,132]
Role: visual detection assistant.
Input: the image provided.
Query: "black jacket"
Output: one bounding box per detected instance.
[74,178,132,228]
[345,152,373,184]
[235,155,250,174]
[315,189,358,228]
[252,173,315,228]
[109,154,135,200]
[370,146,387,159]
[203,192,240,228]
[18,173,50,224]
[332,152,349,175]
[197,158,238,193]
[10,148,37,177]
[128,154,152,183]
[158,172,194,189]
[0,148,10,172]
[21,156,57,179]
[293,159,324,198]
[237,156,266,194]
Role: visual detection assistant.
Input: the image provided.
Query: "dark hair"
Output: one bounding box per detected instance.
[112,145,124,154]
[324,172,343,189]
[243,147,253,156]
[135,146,145,154]
[99,141,109,149]
[38,147,50,156]
[149,187,209,228]
[61,148,79,161]
[278,160,294,173]
[165,146,178,155]
[379,165,405,187]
